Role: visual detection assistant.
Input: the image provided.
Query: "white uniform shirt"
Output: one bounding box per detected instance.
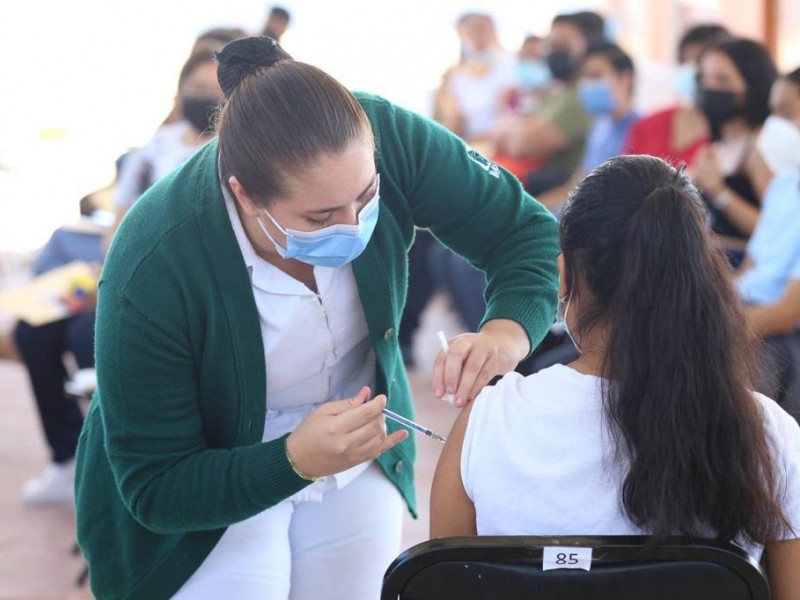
[462,365,800,559]
[223,187,376,498]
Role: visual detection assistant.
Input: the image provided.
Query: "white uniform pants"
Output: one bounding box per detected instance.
[172,462,404,599]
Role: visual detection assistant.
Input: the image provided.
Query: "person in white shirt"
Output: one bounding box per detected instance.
[104,51,224,248]
[431,154,800,600]
[433,12,516,144]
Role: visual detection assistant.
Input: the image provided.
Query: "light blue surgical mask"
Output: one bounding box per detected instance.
[578,79,617,116]
[257,176,380,268]
[516,59,551,91]
[674,63,697,103]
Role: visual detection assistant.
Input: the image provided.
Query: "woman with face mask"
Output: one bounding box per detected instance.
[74,37,559,600]
[431,155,800,600]
[432,12,516,145]
[104,51,225,251]
[624,24,728,168]
[691,37,778,267]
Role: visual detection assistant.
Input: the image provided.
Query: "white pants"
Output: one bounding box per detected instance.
[172,463,404,599]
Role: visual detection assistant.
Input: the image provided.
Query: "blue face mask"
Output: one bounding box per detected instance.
[516,59,551,91]
[578,79,617,115]
[674,63,697,102]
[258,176,380,268]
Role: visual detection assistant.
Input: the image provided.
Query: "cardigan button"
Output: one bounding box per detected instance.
[393,460,404,474]
[383,328,394,341]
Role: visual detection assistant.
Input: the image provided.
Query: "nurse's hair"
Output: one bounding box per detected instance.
[559,155,790,545]
[214,36,373,205]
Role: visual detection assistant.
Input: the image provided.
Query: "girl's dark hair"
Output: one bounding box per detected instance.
[560,155,790,545]
[702,37,778,127]
[214,37,372,204]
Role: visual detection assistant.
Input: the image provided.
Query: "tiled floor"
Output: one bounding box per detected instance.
[0,296,464,599]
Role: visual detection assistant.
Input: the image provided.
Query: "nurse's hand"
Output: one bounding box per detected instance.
[285,387,408,480]
[433,319,529,408]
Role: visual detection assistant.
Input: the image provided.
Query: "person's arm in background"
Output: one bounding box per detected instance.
[694,146,761,236]
[102,147,150,255]
[747,279,800,338]
[494,113,567,159]
[432,66,465,138]
[745,146,776,200]
[361,95,560,406]
[494,88,589,161]
[430,402,476,537]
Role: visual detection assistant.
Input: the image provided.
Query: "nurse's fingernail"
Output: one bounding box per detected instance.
[446,385,455,394]
[434,388,443,397]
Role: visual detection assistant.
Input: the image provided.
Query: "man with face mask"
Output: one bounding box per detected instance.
[492,11,602,198]
[577,42,638,172]
[737,66,800,423]
[531,42,638,214]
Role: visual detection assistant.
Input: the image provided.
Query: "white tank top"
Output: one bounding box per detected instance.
[461,365,800,559]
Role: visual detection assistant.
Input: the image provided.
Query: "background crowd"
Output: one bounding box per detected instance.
[1,1,800,596]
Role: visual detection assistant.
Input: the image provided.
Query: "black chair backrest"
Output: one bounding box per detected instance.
[382,536,769,600]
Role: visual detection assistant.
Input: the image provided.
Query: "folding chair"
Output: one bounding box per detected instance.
[382,535,769,600]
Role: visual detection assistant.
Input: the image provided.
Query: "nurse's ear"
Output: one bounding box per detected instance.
[228,176,262,217]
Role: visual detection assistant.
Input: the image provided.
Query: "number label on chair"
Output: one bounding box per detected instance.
[542,547,593,571]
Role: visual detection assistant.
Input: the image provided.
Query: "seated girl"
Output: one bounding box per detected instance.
[430,155,800,599]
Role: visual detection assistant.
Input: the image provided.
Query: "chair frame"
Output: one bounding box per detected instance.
[382,535,770,600]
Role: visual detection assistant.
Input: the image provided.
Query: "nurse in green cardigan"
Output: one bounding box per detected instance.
[75,37,559,599]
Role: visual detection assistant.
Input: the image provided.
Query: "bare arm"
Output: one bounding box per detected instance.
[430,402,477,538]
[694,146,761,236]
[765,539,800,600]
[495,114,567,159]
[747,280,800,338]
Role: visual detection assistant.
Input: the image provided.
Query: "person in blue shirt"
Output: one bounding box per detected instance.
[738,173,800,421]
[535,41,638,212]
[577,42,638,172]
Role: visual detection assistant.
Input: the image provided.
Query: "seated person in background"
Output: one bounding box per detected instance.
[691,37,777,267]
[161,27,246,125]
[501,35,550,117]
[433,12,515,145]
[624,24,729,168]
[105,51,223,248]
[737,73,800,420]
[431,155,800,599]
[757,66,800,175]
[537,42,638,211]
[492,11,602,193]
[15,192,106,505]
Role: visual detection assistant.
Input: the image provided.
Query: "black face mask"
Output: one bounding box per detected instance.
[181,96,219,134]
[696,88,743,141]
[546,50,576,82]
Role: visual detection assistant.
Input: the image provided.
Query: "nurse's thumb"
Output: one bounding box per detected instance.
[326,386,371,415]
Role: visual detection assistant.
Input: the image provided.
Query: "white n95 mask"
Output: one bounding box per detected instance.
[757,115,800,174]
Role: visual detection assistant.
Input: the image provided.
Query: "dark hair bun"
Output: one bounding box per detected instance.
[214,36,293,97]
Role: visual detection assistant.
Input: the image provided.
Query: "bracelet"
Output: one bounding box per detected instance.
[712,188,734,211]
[284,438,324,483]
